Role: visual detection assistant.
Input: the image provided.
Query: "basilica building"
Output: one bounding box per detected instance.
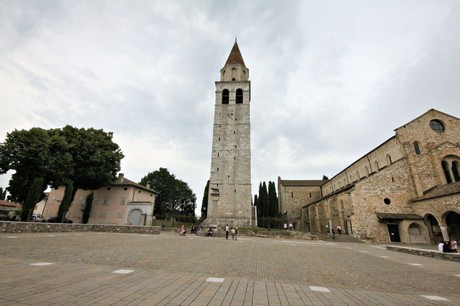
[278,109,460,244]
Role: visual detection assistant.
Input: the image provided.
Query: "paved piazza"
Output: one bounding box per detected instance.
[1,231,459,305]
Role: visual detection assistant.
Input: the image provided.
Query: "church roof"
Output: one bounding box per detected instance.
[279,180,326,187]
[225,41,246,67]
[412,181,460,202]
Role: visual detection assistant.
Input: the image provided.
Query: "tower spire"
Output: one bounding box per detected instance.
[225,40,246,67]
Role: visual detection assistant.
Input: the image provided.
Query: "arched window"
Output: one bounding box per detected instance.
[236,88,243,104]
[222,89,229,104]
[453,161,460,182]
[442,160,453,183]
[442,156,460,183]
[414,141,421,155]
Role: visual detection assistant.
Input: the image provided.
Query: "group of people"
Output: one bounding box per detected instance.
[225,224,238,240]
[438,239,458,253]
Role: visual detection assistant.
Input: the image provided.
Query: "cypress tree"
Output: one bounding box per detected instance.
[201,180,210,219]
[82,192,94,224]
[21,177,45,221]
[268,181,278,217]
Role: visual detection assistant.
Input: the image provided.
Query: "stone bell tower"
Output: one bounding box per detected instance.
[205,41,252,228]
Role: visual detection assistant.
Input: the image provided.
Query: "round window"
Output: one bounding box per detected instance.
[384,198,391,205]
[429,119,445,132]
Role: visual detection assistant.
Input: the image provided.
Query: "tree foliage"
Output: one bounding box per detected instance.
[0,126,124,219]
[139,168,196,217]
[57,180,75,222]
[21,177,45,221]
[0,187,6,200]
[200,180,209,220]
[82,192,94,224]
[256,181,280,228]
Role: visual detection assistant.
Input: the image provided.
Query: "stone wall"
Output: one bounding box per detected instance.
[0,221,161,234]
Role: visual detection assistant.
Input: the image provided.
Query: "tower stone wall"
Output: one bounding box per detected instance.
[205,42,253,228]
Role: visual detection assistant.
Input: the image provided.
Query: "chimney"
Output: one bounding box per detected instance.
[147,182,151,189]
[117,173,124,183]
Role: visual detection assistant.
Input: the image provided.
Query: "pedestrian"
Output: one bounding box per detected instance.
[180,224,186,236]
[235,227,238,240]
[451,239,458,252]
[337,225,342,235]
[438,241,444,252]
[200,223,203,231]
[284,223,287,231]
[231,227,235,240]
[332,229,336,239]
[225,224,229,239]
[443,241,454,253]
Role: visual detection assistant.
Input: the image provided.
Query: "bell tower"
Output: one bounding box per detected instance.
[206,41,252,228]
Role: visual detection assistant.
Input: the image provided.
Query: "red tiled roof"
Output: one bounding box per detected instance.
[0,200,21,208]
[225,41,246,67]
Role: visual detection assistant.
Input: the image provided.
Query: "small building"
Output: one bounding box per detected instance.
[43,173,159,226]
[0,200,21,220]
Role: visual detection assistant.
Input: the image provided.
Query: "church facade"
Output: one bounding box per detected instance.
[279,109,460,244]
[205,42,253,228]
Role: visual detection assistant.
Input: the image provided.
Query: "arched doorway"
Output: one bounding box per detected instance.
[425,214,442,244]
[444,210,460,241]
[128,209,142,225]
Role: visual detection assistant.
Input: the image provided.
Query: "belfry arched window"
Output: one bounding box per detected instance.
[441,155,460,184]
[222,89,229,104]
[236,88,243,104]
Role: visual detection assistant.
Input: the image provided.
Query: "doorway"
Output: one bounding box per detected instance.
[388,224,401,242]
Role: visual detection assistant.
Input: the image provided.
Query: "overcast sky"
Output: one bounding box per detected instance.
[1,0,459,215]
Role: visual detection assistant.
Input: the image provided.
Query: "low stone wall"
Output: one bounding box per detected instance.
[386,245,460,262]
[0,221,161,235]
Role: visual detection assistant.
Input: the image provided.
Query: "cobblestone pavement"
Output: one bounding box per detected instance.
[1,231,459,305]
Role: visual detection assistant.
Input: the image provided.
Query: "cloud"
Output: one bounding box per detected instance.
[0,1,459,216]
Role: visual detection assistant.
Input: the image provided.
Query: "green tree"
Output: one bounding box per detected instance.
[54,126,124,218]
[21,177,45,221]
[200,180,209,220]
[0,187,6,200]
[268,181,278,217]
[0,128,56,204]
[82,192,94,224]
[0,126,124,220]
[57,180,74,222]
[139,168,196,218]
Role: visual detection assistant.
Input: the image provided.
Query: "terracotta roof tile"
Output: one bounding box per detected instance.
[225,41,246,67]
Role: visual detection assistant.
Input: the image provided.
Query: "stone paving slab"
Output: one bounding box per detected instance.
[1,231,460,305]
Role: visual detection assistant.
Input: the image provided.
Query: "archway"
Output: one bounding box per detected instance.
[444,210,460,241]
[425,214,442,244]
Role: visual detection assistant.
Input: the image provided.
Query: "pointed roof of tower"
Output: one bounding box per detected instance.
[225,40,246,67]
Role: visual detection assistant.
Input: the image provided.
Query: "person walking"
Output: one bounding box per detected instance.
[235,227,238,240]
[337,225,342,235]
[225,224,229,239]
